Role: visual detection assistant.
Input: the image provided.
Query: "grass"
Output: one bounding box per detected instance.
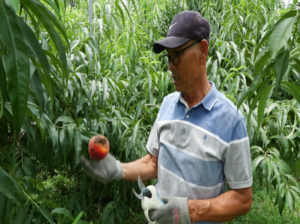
[125,183,300,224]
[40,170,300,224]
[124,207,145,224]
[231,184,300,223]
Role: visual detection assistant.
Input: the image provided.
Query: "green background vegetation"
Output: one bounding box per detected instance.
[0,0,300,223]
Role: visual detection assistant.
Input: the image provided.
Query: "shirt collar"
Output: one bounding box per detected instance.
[175,82,219,111]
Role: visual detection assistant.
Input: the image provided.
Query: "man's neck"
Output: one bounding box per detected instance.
[182,80,211,109]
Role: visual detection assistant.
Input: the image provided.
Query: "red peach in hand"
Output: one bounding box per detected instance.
[88,135,109,160]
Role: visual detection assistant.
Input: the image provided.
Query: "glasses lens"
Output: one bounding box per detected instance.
[172,53,179,65]
[166,53,179,65]
[163,41,199,66]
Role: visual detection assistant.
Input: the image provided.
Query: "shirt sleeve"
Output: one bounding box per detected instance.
[146,115,160,157]
[223,117,253,189]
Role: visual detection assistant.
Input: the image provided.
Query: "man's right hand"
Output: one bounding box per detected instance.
[80,154,123,184]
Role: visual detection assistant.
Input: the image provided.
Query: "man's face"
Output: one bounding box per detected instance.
[166,40,202,93]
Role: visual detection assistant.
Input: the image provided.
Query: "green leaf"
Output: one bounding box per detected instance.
[236,67,264,109]
[75,129,82,164]
[285,190,294,212]
[102,77,109,103]
[51,208,74,221]
[290,187,300,207]
[37,207,54,224]
[70,40,80,52]
[26,102,47,139]
[274,50,289,89]
[0,59,7,119]
[67,122,77,143]
[55,115,75,124]
[16,15,50,75]
[271,160,281,183]
[281,81,300,105]
[0,193,12,224]
[43,114,58,149]
[254,10,296,58]
[119,0,132,23]
[24,210,34,224]
[254,26,275,58]
[30,70,45,109]
[23,157,37,176]
[132,119,141,149]
[0,92,3,122]
[44,50,65,78]
[216,51,222,66]
[266,159,273,181]
[290,186,300,195]
[42,0,61,19]
[254,47,272,77]
[278,183,287,199]
[248,77,270,121]
[100,201,115,224]
[115,1,125,27]
[7,0,19,12]
[21,0,68,81]
[269,17,297,54]
[251,155,264,174]
[278,195,286,216]
[60,128,69,162]
[256,85,273,132]
[72,211,83,224]
[0,168,23,205]
[285,174,299,187]
[0,2,30,134]
[16,16,54,108]
[147,71,153,103]
[13,204,30,224]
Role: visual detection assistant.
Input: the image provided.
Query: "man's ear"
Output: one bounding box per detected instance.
[199,40,208,57]
[199,40,208,64]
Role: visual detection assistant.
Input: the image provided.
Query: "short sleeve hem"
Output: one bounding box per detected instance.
[226,178,253,189]
[146,144,159,157]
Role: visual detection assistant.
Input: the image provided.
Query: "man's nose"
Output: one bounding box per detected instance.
[168,60,176,71]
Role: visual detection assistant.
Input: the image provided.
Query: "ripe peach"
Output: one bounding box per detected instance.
[88,134,109,160]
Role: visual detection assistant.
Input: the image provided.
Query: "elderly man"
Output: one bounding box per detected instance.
[81,11,252,224]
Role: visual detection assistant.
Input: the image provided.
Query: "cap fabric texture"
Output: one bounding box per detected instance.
[153,11,210,54]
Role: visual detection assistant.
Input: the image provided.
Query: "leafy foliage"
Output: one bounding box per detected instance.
[0,0,300,223]
[0,0,179,222]
[187,0,300,216]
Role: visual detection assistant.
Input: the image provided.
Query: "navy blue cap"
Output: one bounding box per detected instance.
[153,11,210,54]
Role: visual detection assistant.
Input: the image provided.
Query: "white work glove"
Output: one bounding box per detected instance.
[80,154,123,184]
[149,197,191,224]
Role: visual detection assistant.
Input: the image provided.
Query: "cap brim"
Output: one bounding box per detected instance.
[153,36,190,54]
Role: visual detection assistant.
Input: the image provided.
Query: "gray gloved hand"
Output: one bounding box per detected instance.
[149,197,191,224]
[80,154,123,184]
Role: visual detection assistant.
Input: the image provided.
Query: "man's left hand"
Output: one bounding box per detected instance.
[149,197,191,224]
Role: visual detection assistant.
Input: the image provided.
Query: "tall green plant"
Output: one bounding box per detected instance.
[0,0,72,222]
[0,0,68,135]
[187,0,300,215]
[0,0,181,222]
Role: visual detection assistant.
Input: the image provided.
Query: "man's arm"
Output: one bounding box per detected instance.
[188,186,252,223]
[80,153,158,184]
[122,153,158,182]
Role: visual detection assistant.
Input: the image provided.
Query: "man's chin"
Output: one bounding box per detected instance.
[173,80,181,91]
[174,86,182,92]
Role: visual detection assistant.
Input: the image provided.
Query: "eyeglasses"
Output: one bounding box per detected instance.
[162,41,200,65]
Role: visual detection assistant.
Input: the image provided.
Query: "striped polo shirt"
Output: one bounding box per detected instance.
[146,82,252,224]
